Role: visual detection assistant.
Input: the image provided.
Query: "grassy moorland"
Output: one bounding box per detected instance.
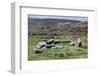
[28,35,88,61]
[28,17,88,61]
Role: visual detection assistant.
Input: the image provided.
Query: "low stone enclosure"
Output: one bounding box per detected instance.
[32,38,82,54]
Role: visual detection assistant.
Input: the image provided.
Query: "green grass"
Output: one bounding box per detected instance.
[28,35,88,61]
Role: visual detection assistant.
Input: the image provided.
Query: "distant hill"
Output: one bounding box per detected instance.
[28,18,81,25]
[28,18,88,35]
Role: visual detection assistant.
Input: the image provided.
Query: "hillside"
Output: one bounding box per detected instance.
[28,18,88,35]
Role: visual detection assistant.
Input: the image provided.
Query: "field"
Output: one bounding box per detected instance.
[28,35,88,61]
[28,15,88,61]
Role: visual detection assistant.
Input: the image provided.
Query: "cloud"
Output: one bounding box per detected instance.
[28,15,88,21]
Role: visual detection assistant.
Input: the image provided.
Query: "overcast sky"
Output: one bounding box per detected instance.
[28,15,88,21]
